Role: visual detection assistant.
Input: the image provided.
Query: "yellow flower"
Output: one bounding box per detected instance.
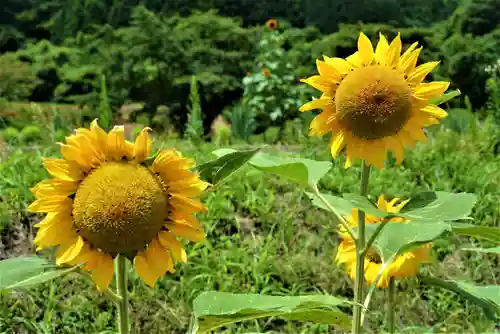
[266,19,279,31]
[29,120,208,290]
[300,32,450,169]
[335,195,433,288]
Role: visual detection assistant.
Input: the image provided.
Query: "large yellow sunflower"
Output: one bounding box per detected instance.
[29,120,208,290]
[300,32,450,169]
[335,195,433,288]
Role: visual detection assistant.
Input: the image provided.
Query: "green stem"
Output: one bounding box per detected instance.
[361,218,390,257]
[352,161,371,334]
[387,278,396,333]
[115,255,130,334]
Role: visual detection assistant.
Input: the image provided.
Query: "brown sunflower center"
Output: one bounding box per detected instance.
[366,249,383,264]
[335,65,412,139]
[73,162,168,255]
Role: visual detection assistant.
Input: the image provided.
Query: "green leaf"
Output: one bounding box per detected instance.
[418,275,500,321]
[0,256,54,290]
[365,222,450,263]
[190,292,351,333]
[247,153,332,187]
[6,266,77,290]
[401,191,477,223]
[305,192,354,216]
[461,246,500,254]
[197,148,260,186]
[429,89,461,106]
[451,223,500,244]
[342,194,390,218]
[99,74,112,131]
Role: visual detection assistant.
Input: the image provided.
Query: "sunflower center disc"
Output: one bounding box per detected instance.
[73,162,168,255]
[335,66,412,139]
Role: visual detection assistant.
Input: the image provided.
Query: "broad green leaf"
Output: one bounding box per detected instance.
[401,191,477,223]
[0,256,51,290]
[365,222,450,263]
[248,153,332,187]
[418,275,500,321]
[305,192,354,216]
[429,89,461,105]
[342,193,390,218]
[190,292,351,333]
[197,148,260,186]
[461,246,500,254]
[6,266,77,290]
[451,223,500,244]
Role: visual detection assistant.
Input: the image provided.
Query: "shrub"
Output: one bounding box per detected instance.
[1,127,20,143]
[20,125,42,142]
[0,53,40,101]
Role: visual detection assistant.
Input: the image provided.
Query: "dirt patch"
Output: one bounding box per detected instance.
[0,214,38,260]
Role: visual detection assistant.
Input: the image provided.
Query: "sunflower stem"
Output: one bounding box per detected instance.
[352,161,371,334]
[115,255,130,334]
[387,277,396,333]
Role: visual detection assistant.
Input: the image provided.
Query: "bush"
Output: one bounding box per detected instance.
[20,125,42,142]
[0,53,40,101]
[1,127,20,143]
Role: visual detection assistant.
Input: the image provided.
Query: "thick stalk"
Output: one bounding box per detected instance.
[387,278,396,333]
[115,255,130,334]
[351,161,371,334]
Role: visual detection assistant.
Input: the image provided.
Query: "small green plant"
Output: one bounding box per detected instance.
[1,127,20,143]
[225,103,258,141]
[185,76,204,145]
[20,125,42,143]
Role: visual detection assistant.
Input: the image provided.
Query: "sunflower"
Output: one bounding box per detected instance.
[299,32,450,169]
[263,68,272,77]
[335,195,433,288]
[29,120,208,290]
[266,19,279,31]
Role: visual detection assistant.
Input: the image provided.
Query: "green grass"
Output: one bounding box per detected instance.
[0,120,500,333]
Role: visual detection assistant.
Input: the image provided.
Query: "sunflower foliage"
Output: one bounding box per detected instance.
[184,75,204,145]
[242,21,309,132]
[188,32,500,334]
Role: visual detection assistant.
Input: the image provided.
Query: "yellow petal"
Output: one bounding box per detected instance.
[134,127,152,163]
[374,33,389,65]
[386,33,402,68]
[346,52,363,68]
[414,82,450,101]
[323,56,353,75]
[170,210,204,230]
[364,140,387,170]
[31,179,79,198]
[309,107,337,136]
[34,211,75,249]
[167,221,205,242]
[90,119,108,154]
[28,196,73,213]
[406,61,440,85]
[376,195,387,211]
[107,126,127,161]
[56,236,85,265]
[168,177,209,197]
[421,104,448,119]
[398,43,420,74]
[59,142,92,171]
[145,239,175,280]
[169,195,207,214]
[300,75,337,95]
[90,253,114,291]
[42,158,83,181]
[357,32,374,65]
[299,98,332,112]
[316,59,341,82]
[134,254,157,287]
[158,231,187,263]
[385,135,405,164]
[330,131,346,158]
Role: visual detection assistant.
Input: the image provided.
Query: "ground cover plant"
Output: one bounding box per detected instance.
[1,1,500,333]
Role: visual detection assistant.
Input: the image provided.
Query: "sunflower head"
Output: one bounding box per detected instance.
[335,195,433,288]
[29,120,209,289]
[299,32,452,169]
[266,19,279,31]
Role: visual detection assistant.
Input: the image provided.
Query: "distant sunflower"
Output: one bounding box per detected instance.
[29,120,208,290]
[300,32,450,169]
[263,68,272,77]
[266,19,279,31]
[335,195,433,288]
